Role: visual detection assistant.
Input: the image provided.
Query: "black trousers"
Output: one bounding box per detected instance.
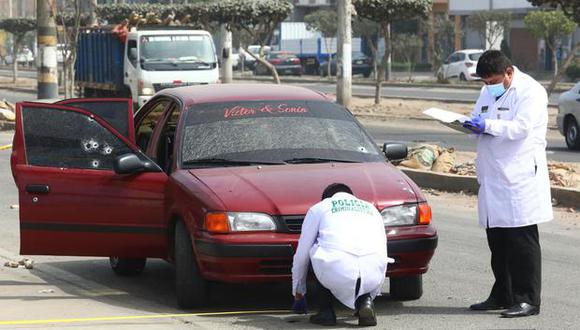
[486,224,542,306]
[314,276,363,310]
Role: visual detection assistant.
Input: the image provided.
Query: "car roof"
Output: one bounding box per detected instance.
[159,83,330,106]
[457,49,484,54]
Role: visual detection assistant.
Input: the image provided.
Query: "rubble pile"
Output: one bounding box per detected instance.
[450,162,476,176]
[0,99,15,122]
[549,163,580,189]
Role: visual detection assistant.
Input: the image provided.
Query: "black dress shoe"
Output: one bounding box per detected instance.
[357,296,377,327]
[501,303,540,318]
[309,308,337,326]
[469,299,508,311]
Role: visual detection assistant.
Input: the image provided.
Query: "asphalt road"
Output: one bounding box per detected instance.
[1,131,580,329]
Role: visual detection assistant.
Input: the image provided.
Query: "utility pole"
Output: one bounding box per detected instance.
[336,0,352,107]
[220,25,233,83]
[37,0,58,99]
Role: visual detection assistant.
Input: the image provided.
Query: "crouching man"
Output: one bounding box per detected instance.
[291,183,391,326]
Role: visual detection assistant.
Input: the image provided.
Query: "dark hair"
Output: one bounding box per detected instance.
[321,183,353,200]
[476,50,513,79]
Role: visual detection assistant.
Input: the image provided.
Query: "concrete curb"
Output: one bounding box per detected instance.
[400,167,580,209]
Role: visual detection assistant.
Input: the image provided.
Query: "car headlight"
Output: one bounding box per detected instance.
[381,203,432,226]
[228,212,276,232]
[205,212,276,233]
[381,204,417,226]
[138,80,155,96]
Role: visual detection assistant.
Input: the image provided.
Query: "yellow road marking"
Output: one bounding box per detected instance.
[0,144,12,151]
[0,310,290,326]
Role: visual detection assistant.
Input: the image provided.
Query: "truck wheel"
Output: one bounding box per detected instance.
[390,275,423,301]
[109,257,146,276]
[565,116,580,150]
[175,221,208,309]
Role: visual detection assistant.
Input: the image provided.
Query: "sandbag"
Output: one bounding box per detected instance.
[432,147,456,173]
[399,144,441,170]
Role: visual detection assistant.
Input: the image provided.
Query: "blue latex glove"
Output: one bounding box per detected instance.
[292,296,308,314]
[463,116,486,134]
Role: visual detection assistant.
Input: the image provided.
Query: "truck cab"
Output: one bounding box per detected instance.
[125,28,219,107]
[76,27,219,108]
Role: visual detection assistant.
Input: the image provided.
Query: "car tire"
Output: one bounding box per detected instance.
[565,116,580,150]
[109,257,146,276]
[390,275,423,301]
[459,73,467,81]
[175,221,208,309]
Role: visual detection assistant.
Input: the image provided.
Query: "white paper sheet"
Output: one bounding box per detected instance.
[423,107,473,134]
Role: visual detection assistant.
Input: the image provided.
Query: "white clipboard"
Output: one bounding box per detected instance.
[423,107,473,134]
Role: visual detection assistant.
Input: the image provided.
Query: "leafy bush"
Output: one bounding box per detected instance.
[565,60,580,82]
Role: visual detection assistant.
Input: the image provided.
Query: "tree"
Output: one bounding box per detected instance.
[304,10,338,80]
[353,0,432,104]
[430,15,456,82]
[393,33,422,82]
[466,11,511,50]
[216,0,293,84]
[352,18,380,79]
[0,18,36,83]
[524,10,576,87]
[55,1,94,98]
[527,0,580,94]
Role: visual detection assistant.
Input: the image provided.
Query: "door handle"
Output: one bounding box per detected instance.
[125,72,128,77]
[25,184,50,194]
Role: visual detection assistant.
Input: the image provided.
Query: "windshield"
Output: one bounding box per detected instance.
[140,34,216,71]
[181,100,383,168]
[468,52,483,61]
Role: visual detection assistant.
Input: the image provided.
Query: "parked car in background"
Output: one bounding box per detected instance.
[437,49,484,81]
[319,52,373,78]
[254,51,302,76]
[231,48,240,70]
[242,45,271,70]
[12,84,437,309]
[557,81,580,150]
[5,48,34,66]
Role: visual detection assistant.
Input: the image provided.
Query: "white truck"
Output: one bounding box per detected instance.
[76,26,219,108]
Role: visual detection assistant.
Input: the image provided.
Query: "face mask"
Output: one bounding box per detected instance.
[486,81,506,98]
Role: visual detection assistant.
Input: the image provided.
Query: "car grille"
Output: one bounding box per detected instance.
[281,215,304,233]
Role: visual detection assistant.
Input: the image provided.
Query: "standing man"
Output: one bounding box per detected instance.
[463,50,553,318]
[291,183,390,326]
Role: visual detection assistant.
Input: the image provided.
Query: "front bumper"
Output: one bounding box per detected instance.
[194,225,437,283]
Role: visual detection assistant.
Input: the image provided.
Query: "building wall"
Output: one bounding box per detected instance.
[449,0,533,13]
[510,28,538,71]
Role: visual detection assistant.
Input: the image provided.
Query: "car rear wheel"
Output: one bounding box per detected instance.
[109,257,146,276]
[175,221,208,309]
[390,275,423,300]
[565,116,580,150]
[459,73,467,81]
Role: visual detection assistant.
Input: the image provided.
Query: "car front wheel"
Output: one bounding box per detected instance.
[390,275,423,300]
[565,116,580,150]
[109,257,146,276]
[175,221,208,309]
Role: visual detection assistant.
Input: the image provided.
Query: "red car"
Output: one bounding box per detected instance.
[11,84,437,308]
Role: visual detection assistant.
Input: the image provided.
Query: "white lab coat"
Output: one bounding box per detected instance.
[291,192,389,309]
[471,67,553,228]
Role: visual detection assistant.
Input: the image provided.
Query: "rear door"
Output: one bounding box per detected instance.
[11,102,168,258]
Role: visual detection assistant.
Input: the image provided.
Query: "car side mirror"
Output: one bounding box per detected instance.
[383,143,408,161]
[443,59,449,65]
[114,153,159,175]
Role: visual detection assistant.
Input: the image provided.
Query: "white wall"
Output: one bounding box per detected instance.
[450,0,533,12]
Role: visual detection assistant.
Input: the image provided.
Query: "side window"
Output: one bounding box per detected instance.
[135,100,169,151]
[450,54,459,63]
[127,40,138,67]
[155,104,182,173]
[457,53,466,61]
[22,107,131,170]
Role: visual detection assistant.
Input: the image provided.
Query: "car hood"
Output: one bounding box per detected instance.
[188,162,418,215]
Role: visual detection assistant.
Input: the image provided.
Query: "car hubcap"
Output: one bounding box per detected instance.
[568,124,578,143]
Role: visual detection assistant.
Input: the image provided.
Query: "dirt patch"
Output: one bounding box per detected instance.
[346,96,558,129]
